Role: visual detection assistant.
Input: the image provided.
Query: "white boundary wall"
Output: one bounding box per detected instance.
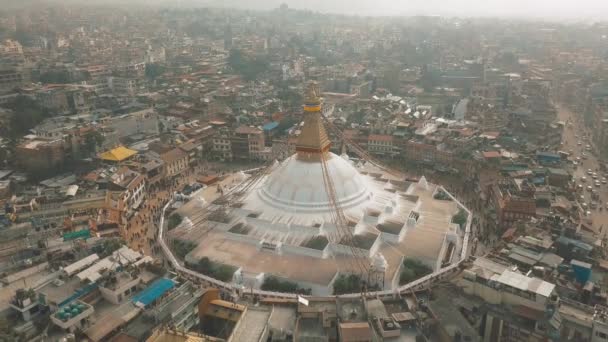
[158,183,473,300]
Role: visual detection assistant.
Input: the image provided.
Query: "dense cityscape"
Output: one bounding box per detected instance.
[0,1,608,341]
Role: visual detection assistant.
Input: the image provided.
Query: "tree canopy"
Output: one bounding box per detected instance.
[83,130,105,156]
[333,274,363,295]
[172,239,197,259]
[145,63,165,80]
[7,96,50,138]
[228,49,269,81]
[452,209,468,228]
[191,257,236,282]
[399,258,433,285]
[261,276,312,295]
[167,213,183,230]
[39,70,71,84]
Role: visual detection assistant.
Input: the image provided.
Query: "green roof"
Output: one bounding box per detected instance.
[63,229,91,241]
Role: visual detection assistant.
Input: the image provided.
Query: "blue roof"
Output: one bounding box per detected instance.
[556,236,593,252]
[132,278,175,307]
[532,177,545,185]
[263,121,279,131]
[58,283,98,308]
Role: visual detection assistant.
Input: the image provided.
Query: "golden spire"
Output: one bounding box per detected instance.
[296,81,331,155]
[304,81,321,112]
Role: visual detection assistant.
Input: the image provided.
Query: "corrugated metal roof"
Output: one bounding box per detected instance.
[63,254,99,277]
[496,270,555,297]
[132,278,175,307]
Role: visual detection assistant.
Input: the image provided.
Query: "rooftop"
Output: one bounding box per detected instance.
[99,146,138,162]
[230,307,271,342]
[132,278,175,308]
[339,322,372,342]
[161,148,187,163]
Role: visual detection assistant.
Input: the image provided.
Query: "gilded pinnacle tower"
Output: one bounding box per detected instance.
[296,81,331,156]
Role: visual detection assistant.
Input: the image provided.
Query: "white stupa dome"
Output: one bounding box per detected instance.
[257,153,370,213]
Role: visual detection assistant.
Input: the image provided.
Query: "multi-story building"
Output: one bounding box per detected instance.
[458,257,561,341]
[145,281,204,332]
[179,140,203,166]
[367,134,399,157]
[34,85,70,113]
[592,306,608,342]
[99,109,159,148]
[81,64,111,95]
[231,126,264,161]
[161,148,189,178]
[213,134,232,161]
[16,138,65,175]
[404,140,454,165]
[108,167,146,214]
[98,271,141,305]
[489,178,537,229]
[109,76,140,97]
[112,61,145,78]
[0,66,25,94]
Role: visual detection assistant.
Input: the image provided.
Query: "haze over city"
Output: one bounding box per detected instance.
[205,0,608,19]
[5,0,608,19]
[1,0,608,341]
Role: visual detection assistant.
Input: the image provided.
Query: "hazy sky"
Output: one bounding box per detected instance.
[7,0,608,20]
[198,0,608,19]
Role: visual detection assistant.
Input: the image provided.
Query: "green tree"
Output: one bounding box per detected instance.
[262,276,298,293]
[173,240,196,259]
[7,96,50,137]
[101,238,125,257]
[197,257,212,274]
[167,214,183,230]
[191,257,235,282]
[399,258,433,285]
[452,209,468,228]
[214,265,236,282]
[83,130,105,156]
[228,49,269,81]
[39,70,71,84]
[333,274,364,295]
[145,63,165,80]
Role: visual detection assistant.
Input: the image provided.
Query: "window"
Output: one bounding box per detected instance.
[596,331,608,339]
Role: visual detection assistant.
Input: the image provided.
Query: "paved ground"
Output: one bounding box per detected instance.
[129,161,264,257]
[557,104,608,234]
[175,168,460,291]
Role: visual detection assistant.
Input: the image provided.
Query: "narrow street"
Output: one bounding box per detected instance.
[557,104,608,234]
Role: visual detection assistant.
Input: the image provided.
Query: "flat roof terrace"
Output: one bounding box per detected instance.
[176,180,459,292]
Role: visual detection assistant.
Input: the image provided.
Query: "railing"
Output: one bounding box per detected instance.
[158,182,473,300]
